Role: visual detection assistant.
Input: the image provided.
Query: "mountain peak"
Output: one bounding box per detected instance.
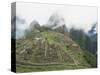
[47,12,65,28]
[29,20,40,30]
[30,20,39,27]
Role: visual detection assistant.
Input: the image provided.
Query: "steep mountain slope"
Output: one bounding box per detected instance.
[88,23,97,54]
[47,12,66,29]
[46,12,68,35]
[16,26,91,72]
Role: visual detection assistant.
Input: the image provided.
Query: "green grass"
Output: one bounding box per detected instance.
[16,63,89,73]
[16,30,94,72]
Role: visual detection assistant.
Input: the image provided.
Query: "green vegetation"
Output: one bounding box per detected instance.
[69,27,97,68]
[83,50,97,67]
[16,24,97,72]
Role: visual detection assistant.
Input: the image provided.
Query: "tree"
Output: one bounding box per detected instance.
[88,23,97,55]
[69,28,86,50]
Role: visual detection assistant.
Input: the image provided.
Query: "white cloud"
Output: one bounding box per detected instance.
[16,2,98,32]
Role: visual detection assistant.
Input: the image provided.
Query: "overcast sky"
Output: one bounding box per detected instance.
[16,2,98,32]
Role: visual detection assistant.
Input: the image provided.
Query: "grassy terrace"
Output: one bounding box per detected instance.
[16,63,89,73]
[16,31,92,72]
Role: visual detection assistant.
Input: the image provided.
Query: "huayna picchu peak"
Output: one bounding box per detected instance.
[11,2,97,73]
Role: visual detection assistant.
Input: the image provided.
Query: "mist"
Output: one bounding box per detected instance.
[14,2,97,39]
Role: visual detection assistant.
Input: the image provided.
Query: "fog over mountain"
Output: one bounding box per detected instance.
[13,3,97,72]
[13,2,98,39]
[11,16,27,39]
[47,12,65,29]
[16,2,97,32]
[13,12,97,39]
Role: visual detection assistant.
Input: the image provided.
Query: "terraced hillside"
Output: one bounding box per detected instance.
[16,26,92,72]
